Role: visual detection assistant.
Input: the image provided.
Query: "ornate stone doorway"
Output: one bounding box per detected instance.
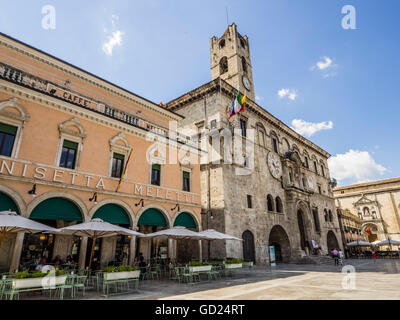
[327,230,340,251]
[242,230,255,264]
[297,210,308,251]
[268,225,291,263]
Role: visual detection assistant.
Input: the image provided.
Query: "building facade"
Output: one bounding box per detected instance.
[0,33,203,272]
[337,209,367,250]
[334,177,400,248]
[167,24,343,264]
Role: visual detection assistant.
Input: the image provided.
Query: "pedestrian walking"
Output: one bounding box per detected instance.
[332,248,339,265]
[338,249,344,265]
[372,251,377,263]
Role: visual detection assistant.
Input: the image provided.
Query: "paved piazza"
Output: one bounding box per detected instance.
[72,260,400,300]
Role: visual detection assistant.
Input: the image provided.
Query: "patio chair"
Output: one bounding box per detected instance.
[73,275,87,298]
[57,274,75,300]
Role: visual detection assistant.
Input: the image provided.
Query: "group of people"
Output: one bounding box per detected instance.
[331,248,345,266]
[19,253,77,271]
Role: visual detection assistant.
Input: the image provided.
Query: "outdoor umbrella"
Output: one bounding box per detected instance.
[376,239,400,246]
[58,218,144,270]
[197,229,243,261]
[0,211,58,247]
[144,226,213,262]
[347,240,372,247]
[144,226,211,240]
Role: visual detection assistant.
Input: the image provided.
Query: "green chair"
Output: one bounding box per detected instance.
[73,275,87,298]
[181,267,194,284]
[57,275,75,300]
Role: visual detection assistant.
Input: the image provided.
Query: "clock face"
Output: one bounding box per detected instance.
[242,76,251,91]
[307,176,315,190]
[267,152,282,179]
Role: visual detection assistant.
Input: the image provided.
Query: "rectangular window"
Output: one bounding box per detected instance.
[321,165,325,177]
[240,119,247,137]
[182,171,190,192]
[0,123,17,157]
[247,195,252,209]
[111,153,125,178]
[210,120,217,130]
[151,164,161,186]
[313,209,321,232]
[59,140,78,169]
[318,185,322,194]
[314,161,318,174]
[272,138,278,153]
[304,157,309,168]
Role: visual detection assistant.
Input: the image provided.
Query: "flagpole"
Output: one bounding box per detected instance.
[115,149,133,192]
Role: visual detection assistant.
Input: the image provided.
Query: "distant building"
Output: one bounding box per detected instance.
[334,177,400,249]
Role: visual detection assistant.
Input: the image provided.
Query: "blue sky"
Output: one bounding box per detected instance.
[1,0,399,186]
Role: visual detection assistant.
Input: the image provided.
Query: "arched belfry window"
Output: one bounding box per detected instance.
[219,39,225,49]
[242,56,247,73]
[220,57,228,75]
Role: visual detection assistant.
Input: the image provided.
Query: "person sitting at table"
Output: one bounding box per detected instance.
[34,253,42,266]
[52,255,63,265]
[138,256,147,275]
[35,258,47,271]
[54,260,61,270]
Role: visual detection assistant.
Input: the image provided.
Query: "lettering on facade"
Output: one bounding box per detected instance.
[0,159,198,204]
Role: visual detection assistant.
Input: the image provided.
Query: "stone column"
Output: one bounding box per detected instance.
[78,237,88,270]
[129,236,136,265]
[198,240,202,262]
[9,232,24,273]
[168,238,174,261]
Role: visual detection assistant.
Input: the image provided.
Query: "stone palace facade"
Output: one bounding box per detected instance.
[167,24,343,264]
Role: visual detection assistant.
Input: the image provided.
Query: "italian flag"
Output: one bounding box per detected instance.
[229,89,246,118]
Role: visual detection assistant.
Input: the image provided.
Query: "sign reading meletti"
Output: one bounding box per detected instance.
[0,158,199,204]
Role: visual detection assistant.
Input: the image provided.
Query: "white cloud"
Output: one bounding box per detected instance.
[311,56,338,77]
[102,30,124,56]
[316,56,332,70]
[328,150,386,184]
[290,119,333,137]
[278,88,297,101]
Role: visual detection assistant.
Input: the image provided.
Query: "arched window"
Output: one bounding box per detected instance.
[328,210,333,222]
[363,207,370,216]
[219,56,228,75]
[219,39,225,49]
[275,197,283,213]
[242,56,247,73]
[324,209,328,222]
[240,38,246,48]
[267,195,274,212]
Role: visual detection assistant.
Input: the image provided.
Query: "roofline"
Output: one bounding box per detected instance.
[0,32,183,120]
[166,78,331,159]
[334,177,400,191]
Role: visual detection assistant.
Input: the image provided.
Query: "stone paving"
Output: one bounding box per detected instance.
[21,259,400,300]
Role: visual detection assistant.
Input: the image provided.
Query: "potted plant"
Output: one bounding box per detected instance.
[104,265,140,281]
[242,260,254,268]
[13,269,67,289]
[188,261,212,273]
[224,258,243,269]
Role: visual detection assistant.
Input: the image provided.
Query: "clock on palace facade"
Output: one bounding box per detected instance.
[267,152,282,180]
[242,76,251,91]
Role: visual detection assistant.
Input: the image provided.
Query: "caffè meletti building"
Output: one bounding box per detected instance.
[0,33,203,272]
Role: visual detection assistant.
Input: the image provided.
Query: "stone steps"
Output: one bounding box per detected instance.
[294,255,335,265]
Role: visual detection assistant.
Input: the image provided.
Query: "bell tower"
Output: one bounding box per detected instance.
[210,23,255,101]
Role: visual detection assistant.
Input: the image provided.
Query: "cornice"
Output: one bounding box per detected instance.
[0,33,182,121]
[0,80,205,155]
